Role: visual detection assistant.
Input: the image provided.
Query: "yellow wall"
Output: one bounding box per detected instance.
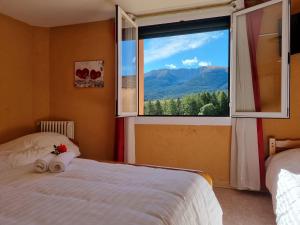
[32,27,51,123]
[257,3,282,112]
[260,2,300,149]
[0,15,116,161]
[49,20,115,160]
[263,54,300,144]
[292,0,300,14]
[0,14,50,143]
[136,125,231,187]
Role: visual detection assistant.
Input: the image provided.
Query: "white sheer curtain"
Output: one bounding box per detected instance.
[230,11,261,191]
[124,117,136,163]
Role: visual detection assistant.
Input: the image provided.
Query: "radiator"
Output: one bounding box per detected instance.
[39,121,75,139]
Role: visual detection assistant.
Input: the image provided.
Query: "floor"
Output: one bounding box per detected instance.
[214,188,276,225]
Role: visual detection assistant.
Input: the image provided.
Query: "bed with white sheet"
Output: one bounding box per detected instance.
[0,133,222,225]
[266,138,300,225]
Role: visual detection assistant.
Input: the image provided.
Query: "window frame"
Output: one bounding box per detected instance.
[230,0,290,118]
[116,5,139,117]
[138,16,231,118]
[135,116,231,126]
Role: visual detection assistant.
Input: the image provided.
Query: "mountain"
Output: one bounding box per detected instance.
[144,66,228,100]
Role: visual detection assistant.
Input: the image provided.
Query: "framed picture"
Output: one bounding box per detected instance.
[74,60,104,88]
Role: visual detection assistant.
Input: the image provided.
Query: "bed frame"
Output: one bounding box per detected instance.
[96,160,213,186]
[39,121,75,139]
[128,163,213,186]
[269,137,300,156]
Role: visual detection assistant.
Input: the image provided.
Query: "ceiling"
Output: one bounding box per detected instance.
[0,0,229,27]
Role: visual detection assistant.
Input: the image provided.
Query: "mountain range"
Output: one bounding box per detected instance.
[144,66,228,100]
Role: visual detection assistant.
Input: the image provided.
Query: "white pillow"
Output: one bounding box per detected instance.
[266,148,300,193]
[0,132,80,168]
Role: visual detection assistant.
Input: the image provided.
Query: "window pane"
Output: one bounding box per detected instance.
[139,30,229,116]
[121,16,137,114]
[235,2,283,113]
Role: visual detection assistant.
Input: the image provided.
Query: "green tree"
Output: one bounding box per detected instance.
[200,92,211,106]
[199,103,217,116]
[144,91,229,116]
[144,101,149,115]
[211,92,218,107]
[195,93,204,110]
[190,99,199,115]
[148,101,156,115]
[169,99,178,115]
[183,97,198,115]
[162,100,169,115]
[176,98,183,115]
[154,100,163,115]
[218,91,229,116]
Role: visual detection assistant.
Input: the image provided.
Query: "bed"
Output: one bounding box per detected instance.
[265,138,300,225]
[0,132,222,225]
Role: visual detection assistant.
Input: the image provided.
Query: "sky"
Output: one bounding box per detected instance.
[121,29,229,75]
[144,30,229,73]
[122,40,137,76]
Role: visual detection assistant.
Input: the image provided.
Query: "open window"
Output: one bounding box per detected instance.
[116,6,138,117]
[116,0,290,120]
[231,0,290,118]
[138,17,231,117]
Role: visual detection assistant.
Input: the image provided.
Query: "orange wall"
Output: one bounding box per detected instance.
[292,0,300,14]
[0,13,50,143]
[0,15,116,161]
[49,20,115,160]
[263,54,300,145]
[262,1,300,149]
[257,3,282,112]
[136,125,231,187]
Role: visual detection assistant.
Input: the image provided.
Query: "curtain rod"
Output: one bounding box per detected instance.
[134,0,236,19]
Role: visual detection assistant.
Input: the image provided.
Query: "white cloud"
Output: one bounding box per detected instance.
[182,57,198,66]
[198,61,212,67]
[165,64,177,69]
[144,31,224,64]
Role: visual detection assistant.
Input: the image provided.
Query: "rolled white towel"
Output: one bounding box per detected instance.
[49,152,76,173]
[34,153,55,173]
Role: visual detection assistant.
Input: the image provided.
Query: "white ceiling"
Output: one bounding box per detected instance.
[0,0,229,27]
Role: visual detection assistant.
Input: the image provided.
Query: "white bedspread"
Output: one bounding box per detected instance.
[266,149,300,225]
[0,158,222,225]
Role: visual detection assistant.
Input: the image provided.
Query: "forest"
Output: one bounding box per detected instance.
[144,91,229,116]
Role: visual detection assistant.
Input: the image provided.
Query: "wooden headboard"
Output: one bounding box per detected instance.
[269,137,300,156]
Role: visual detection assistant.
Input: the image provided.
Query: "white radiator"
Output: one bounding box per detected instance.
[39,121,75,139]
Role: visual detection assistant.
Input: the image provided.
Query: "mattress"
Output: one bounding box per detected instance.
[266,149,300,225]
[0,158,222,225]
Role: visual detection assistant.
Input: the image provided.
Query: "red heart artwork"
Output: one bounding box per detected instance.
[90,70,102,80]
[76,68,90,79]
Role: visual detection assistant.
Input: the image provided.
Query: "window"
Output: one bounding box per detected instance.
[138,17,230,116]
[231,0,290,118]
[116,6,138,117]
[116,0,290,120]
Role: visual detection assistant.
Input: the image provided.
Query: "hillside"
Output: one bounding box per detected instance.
[144,66,228,100]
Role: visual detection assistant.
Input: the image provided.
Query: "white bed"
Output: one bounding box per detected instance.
[0,133,222,225]
[266,138,300,225]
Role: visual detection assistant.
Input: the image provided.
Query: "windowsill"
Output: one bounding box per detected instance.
[135,116,231,126]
